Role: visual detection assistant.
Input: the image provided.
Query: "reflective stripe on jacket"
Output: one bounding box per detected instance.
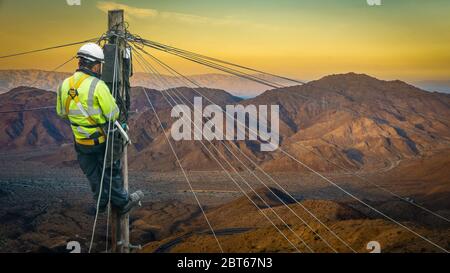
[56,71,119,140]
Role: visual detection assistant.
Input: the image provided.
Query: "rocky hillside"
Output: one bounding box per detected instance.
[249,73,450,171]
[127,73,450,172]
[1,73,449,173]
[139,187,450,253]
[0,86,72,150]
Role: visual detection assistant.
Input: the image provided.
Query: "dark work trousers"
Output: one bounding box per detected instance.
[75,141,129,210]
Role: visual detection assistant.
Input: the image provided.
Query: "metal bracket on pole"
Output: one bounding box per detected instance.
[114,120,131,145]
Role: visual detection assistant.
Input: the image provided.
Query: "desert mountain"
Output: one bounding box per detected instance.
[0,86,72,150]
[128,73,450,172]
[1,73,449,173]
[249,73,450,171]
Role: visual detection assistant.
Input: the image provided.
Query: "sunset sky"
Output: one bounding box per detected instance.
[0,0,449,82]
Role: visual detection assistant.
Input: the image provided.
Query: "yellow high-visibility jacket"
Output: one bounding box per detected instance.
[56,71,119,145]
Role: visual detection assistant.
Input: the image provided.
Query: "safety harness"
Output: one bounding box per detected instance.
[65,74,106,146]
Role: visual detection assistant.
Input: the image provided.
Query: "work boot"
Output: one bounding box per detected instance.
[119,190,144,215]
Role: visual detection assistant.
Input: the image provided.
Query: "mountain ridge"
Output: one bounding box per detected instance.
[1,72,449,174]
[2,69,450,97]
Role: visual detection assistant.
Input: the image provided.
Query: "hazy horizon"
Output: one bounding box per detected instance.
[1,68,449,95]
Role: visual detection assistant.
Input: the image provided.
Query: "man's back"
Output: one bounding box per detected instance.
[56,71,119,143]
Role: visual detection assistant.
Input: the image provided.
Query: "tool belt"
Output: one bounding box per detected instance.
[71,122,107,146]
[75,135,106,146]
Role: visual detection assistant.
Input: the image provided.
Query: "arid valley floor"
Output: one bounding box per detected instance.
[1,146,448,253]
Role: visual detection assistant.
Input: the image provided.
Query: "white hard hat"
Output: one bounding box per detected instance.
[77,43,104,63]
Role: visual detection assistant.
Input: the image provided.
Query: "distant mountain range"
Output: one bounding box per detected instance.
[1,72,449,174]
[0,69,295,97]
[2,69,449,97]
[414,80,450,94]
[0,70,69,95]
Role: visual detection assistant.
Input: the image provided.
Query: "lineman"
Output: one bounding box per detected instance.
[56,43,143,214]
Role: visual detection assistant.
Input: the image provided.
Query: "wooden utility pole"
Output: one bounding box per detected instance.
[106,9,130,253]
